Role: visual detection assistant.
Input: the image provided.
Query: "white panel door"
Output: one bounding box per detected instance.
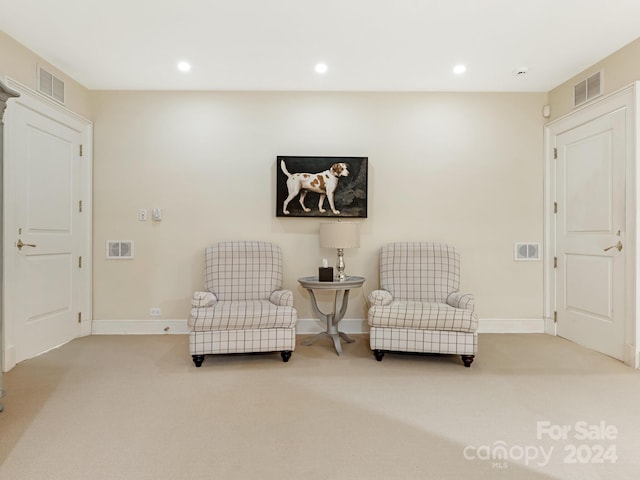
[555,107,626,360]
[4,87,90,365]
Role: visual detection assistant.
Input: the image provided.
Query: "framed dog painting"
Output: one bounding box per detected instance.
[276,156,368,218]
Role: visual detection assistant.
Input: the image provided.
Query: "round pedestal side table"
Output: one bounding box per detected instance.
[297,276,366,356]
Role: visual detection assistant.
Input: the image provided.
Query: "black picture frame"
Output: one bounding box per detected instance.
[276,156,368,218]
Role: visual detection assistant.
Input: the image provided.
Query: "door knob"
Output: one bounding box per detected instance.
[604,240,623,252]
[16,239,37,251]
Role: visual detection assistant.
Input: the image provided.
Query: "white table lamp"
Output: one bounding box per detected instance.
[320,222,360,281]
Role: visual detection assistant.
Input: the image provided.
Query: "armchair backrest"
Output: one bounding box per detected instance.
[204,241,283,301]
[380,242,460,302]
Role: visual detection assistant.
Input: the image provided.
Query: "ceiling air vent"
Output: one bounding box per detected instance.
[38,66,65,104]
[573,71,602,108]
[106,240,134,259]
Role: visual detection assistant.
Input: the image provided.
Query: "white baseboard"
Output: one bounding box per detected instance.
[296,318,368,334]
[297,318,545,334]
[477,318,545,334]
[91,318,545,335]
[92,319,189,335]
[2,345,17,372]
[623,343,640,369]
[544,316,557,335]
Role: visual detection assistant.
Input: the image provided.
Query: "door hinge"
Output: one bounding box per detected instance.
[79,144,83,157]
[553,147,558,159]
[553,311,558,323]
[554,257,558,268]
[79,200,83,213]
[553,202,557,213]
[78,312,82,323]
[78,256,82,269]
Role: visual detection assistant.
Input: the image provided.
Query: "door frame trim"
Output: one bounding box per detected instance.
[543,82,638,368]
[2,77,93,370]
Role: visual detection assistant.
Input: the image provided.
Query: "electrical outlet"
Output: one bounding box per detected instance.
[139,209,147,221]
[149,308,162,317]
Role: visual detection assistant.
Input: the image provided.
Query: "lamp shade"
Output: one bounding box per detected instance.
[320,222,360,249]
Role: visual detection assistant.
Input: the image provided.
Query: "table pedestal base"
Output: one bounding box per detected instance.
[303,289,353,356]
[303,330,355,356]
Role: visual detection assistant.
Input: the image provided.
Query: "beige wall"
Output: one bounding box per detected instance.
[548,36,640,121]
[1,30,548,324]
[91,91,547,321]
[3,29,639,329]
[0,31,91,118]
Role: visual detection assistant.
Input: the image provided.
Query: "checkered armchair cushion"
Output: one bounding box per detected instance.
[204,241,284,301]
[367,242,478,366]
[380,242,461,303]
[188,241,297,366]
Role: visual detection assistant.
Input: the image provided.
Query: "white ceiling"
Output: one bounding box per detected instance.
[1,0,639,92]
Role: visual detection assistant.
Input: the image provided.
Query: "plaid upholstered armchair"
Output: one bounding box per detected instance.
[188,241,298,367]
[367,242,478,367]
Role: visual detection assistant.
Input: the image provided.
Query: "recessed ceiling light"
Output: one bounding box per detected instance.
[315,63,328,74]
[177,61,192,73]
[453,64,467,75]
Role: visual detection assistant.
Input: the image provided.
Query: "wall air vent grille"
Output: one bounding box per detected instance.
[38,66,65,104]
[106,240,134,259]
[573,71,602,108]
[514,243,541,261]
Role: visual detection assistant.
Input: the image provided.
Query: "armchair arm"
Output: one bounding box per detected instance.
[270,289,294,307]
[446,292,475,311]
[368,290,393,306]
[191,291,217,308]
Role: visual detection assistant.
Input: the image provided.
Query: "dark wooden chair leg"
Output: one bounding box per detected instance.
[192,355,204,367]
[461,355,475,367]
[280,350,292,363]
[373,349,385,361]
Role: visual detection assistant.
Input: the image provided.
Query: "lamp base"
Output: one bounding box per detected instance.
[336,248,347,281]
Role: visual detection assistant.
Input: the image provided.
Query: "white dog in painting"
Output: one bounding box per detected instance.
[280,160,350,215]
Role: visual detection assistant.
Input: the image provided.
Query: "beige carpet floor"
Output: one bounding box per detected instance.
[0,333,639,480]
